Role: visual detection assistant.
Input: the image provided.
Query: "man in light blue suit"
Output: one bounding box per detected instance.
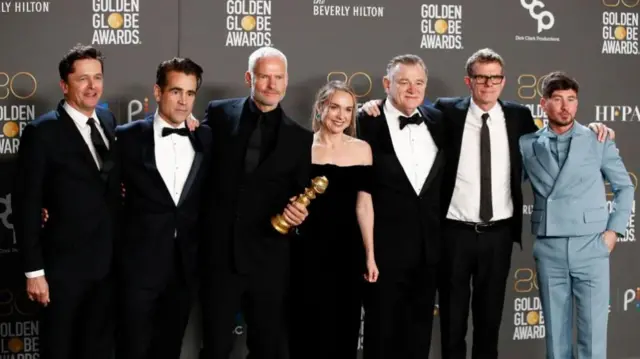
[520,72,634,359]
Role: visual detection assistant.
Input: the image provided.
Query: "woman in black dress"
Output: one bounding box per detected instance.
[289,81,378,359]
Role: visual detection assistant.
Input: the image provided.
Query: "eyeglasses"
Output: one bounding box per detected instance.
[471,74,505,85]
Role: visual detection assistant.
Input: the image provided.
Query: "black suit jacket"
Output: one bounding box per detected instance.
[433,97,537,245]
[201,97,312,275]
[357,101,446,271]
[115,117,212,288]
[13,101,121,281]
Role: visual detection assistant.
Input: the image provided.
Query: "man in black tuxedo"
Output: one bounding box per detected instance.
[115,58,210,359]
[357,54,445,359]
[360,48,612,359]
[199,47,312,359]
[13,44,120,359]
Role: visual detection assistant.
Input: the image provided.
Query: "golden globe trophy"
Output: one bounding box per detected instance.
[271,176,329,235]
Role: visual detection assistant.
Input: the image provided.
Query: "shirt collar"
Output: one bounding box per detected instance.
[469,98,502,122]
[544,121,576,139]
[153,110,186,137]
[63,101,98,129]
[247,97,282,128]
[384,98,420,123]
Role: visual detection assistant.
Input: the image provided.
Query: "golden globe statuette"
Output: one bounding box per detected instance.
[271,176,329,235]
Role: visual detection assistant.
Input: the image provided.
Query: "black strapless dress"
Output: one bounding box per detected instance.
[289,164,372,359]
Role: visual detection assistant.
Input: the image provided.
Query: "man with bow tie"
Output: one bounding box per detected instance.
[114,57,212,359]
[360,49,613,359]
[356,54,445,359]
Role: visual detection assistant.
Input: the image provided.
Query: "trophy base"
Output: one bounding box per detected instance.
[271,215,291,235]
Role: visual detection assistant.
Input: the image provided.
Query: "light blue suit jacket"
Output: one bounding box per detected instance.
[519,122,634,237]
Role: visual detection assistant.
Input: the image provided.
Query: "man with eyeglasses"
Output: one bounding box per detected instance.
[360,48,613,359]
[433,49,612,359]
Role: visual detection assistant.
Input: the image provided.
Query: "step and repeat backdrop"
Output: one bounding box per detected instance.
[1,0,639,358]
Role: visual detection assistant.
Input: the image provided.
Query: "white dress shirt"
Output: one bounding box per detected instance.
[64,101,110,168]
[26,102,112,278]
[153,112,195,206]
[446,99,513,223]
[384,100,438,195]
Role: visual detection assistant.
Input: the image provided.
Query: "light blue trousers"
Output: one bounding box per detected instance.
[534,234,610,359]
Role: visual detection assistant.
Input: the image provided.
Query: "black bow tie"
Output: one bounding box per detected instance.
[399,113,423,130]
[162,127,190,137]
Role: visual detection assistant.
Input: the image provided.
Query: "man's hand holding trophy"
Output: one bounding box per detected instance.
[271,176,329,234]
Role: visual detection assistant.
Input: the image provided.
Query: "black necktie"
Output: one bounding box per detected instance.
[87,118,109,169]
[161,127,190,137]
[399,113,423,130]
[244,115,263,174]
[480,113,493,222]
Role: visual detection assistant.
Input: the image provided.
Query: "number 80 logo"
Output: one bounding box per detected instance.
[603,0,640,7]
[326,72,373,98]
[0,72,38,100]
[517,74,550,100]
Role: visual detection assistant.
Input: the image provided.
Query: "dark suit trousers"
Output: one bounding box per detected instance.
[40,275,114,359]
[438,220,514,359]
[117,276,195,359]
[363,264,437,359]
[200,266,289,359]
[116,266,194,359]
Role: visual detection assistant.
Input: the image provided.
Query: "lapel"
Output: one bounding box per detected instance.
[375,100,417,196]
[499,100,522,182]
[417,106,443,196]
[548,123,590,198]
[140,118,176,205]
[229,99,245,137]
[56,101,103,176]
[521,133,555,196]
[227,99,247,167]
[253,112,296,176]
[448,98,471,173]
[176,130,204,207]
[532,133,561,181]
[95,109,116,182]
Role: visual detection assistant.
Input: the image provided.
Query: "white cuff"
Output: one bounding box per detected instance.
[25,270,45,278]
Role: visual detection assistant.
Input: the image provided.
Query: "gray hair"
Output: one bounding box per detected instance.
[385,54,428,80]
[247,46,288,76]
[465,48,505,76]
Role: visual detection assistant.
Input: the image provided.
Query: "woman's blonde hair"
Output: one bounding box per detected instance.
[311,80,357,136]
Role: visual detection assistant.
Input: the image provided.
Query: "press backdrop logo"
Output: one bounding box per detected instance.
[622,287,640,311]
[92,0,141,45]
[515,0,559,42]
[0,71,37,157]
[595,104,640,122]
[420,4,463,50]
[326,71,373,102]
[0,289,40,356]
[127,97,152,123]
[602,0,639,55]
[0,1,50,13]
[312,0,384,17]
[517,73,549,129]
[226,0,272,47]
[512,268,545,340]
[233,312,245,335]
[0,194,16,255]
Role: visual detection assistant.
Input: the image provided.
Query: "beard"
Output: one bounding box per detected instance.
[548,114,574,127]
